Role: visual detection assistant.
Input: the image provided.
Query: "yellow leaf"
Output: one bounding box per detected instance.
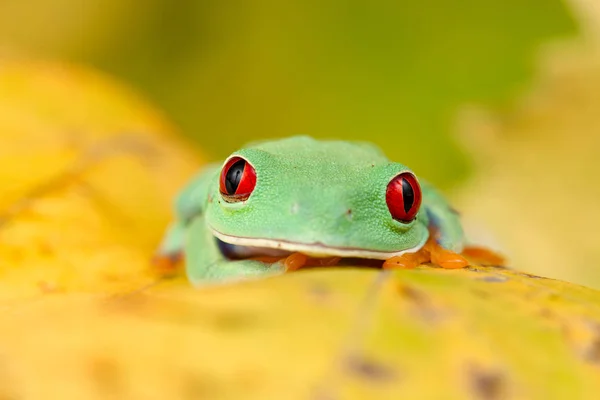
[0,60,200,297]
[1,61,600,400]
[2,267,600,399]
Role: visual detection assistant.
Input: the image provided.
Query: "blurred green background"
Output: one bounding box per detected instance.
[4,0,600,289]
[0,0,576,187]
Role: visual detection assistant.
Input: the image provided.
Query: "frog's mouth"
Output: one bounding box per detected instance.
[211,229,423,261]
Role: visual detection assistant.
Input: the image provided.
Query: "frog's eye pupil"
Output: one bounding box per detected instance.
[219,156,257,202]
[225,159,245,194]
[386,172,422,223]
[401,178,414,213]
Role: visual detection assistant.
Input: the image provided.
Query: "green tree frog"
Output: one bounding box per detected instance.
[157,136,471,285]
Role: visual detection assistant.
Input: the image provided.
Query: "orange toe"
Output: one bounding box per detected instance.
[283,252,308,271]
[461,246,505,266]
[430,248,469,269]
[383,250,429,269]
[152,251,183,275]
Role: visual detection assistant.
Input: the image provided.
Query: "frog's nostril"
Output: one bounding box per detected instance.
[345,208,353,220]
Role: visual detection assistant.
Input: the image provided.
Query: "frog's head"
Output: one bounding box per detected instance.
[205,137,429,259]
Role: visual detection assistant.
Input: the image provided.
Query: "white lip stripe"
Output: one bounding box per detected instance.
[210,229,425,260]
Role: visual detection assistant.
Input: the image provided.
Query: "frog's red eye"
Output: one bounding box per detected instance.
[386,172,422,223]
[219,157,256,202]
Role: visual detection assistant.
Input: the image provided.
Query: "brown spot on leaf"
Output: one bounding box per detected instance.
[559,318,600,366]
[583,338,600,364]
[399,284,427,303]
[89,357,123,395]
[580,322,600,365]
[211,310,259,331]
[478,275,508,283]
[181,373,220,400]
[466,363,506,400]
[344,354,397,383]
[102,291,151,314]
[398,284,446,323]
[537,308,555,319]
[310,386,339,400]
[37,280,63,294]
[471,288,491,299]
[307,282,332,302]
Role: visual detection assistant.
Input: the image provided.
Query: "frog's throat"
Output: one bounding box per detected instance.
[210,228,426,260]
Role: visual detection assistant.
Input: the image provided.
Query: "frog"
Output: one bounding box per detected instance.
[156,135,474,286]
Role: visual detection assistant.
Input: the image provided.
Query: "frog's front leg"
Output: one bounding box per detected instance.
[153,221,186,274]
[420,181,465,253]
[383,235,469,270]
[186,216,285,286]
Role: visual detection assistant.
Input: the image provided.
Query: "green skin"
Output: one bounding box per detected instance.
[158,136,464,286]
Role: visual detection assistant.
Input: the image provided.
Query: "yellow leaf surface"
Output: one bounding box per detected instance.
[3,267,600,399]
[0,60,200,298]
[1,61,600,400]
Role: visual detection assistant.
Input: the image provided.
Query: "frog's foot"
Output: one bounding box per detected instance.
[424,238,469,269]
[429,246,469,269]
[282,253,342,272]
[152,250,184,276]
[283,253,308,271]
[461,246,506,266]
[383,237,469,270]
[383,249,429,269]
